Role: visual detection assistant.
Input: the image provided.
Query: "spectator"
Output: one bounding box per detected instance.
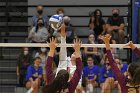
[83,56,99,93]
[64,16,75,44]
[83,34,100,65]
[28,18,49,43]
[106,9,125,44]
[16,47,32,87]
[99,57,116,93]
[32,5,49,28]
[26,57,43,93]
[35,47,48,85]
[89,9,106,40]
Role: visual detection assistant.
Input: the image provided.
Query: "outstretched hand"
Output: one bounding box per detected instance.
[124,41,136,50]
[102,34,111,44]
[48,37,58,51]
[72,39,81,54]
[124,41,133,47]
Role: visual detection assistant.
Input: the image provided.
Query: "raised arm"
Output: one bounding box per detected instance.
[69,39,82,92]
[46,37,57,85]
[59,24,67,65]
[102,35,126,86]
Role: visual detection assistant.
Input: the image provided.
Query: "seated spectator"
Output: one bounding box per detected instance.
[83,56,99,93]
[16,47,32,87]
[106,9,125,44]
[35,47,48,85]
[28,18,49,43]
[26,57,43,93]
[89,9,106,40]
[83,34,100,65]
[64,16,75,44]
[32,5,49,28]
[99,57,116,93]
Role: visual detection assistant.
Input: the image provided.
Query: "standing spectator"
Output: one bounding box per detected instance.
[89,9,106,40]
[83,34,100,65]
[32,5,49,28]
[106,9,125,44]
[56,8,65,17]
[35,47,48,85]
[26,57,43,93]
[28,18,49,43]
[83,56,99,93]
[16,47,32,87]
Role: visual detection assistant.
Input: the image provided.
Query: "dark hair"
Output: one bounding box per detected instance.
[38,48,48,56]
[87,34,95,44]
[112,8,120,13]
[94,9,102,17]
[87,55,94,61]
[34,57,41,62]
[128,63,140,85]
[56,8,64,14]
[35,18,44,33]
[89,9,103,26]
[42,69,69,93]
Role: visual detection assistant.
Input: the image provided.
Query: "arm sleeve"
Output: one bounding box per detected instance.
[26,66,32,81]
[69,58,82,92]
[41,29,49,42]
[106,50,126,86]
[28,27,35,40]
[133,47,140,57]
[94,66,99,75]
[57,36,67,70]
[26,88,33,93]
[46,56,55,85]
[39,67,43,76]
[32,16,35,27]
[59,36,67,61]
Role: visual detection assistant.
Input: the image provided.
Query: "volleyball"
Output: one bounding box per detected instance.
[49,14,63,30]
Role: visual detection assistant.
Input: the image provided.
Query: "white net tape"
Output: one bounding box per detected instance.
[0,43,139,48]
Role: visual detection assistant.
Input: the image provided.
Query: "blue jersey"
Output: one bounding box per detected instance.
[121,64,128,73]
[26,65,43,81]
[99,65,115,83]
[83,65,98,80]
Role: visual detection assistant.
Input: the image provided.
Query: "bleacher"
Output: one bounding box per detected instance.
[0,0,132,93]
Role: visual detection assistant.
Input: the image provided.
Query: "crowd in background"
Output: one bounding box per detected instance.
[16,5,128,93]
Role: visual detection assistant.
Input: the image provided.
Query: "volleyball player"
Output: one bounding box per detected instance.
[102,34,140,93]
[41,37,82,93]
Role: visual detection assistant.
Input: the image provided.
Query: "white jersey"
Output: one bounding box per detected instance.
[26,88,33,93]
